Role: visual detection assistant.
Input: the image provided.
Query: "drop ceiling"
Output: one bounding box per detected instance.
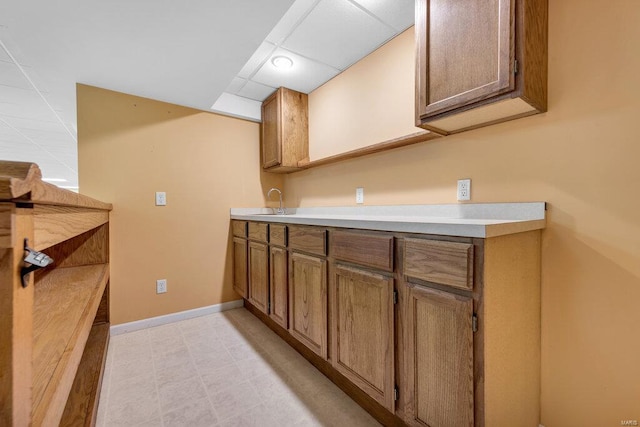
[0,0,414,189]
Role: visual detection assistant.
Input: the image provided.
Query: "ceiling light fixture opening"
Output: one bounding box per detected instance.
[271,55,293,69]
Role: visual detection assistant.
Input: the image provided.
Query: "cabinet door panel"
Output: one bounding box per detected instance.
[248,242,269,314]
[269,246,288,329]
[232,237,247,298]
[261,91,280,168]
[405,284,474,427]
[331,265,395,411]
[417,0,515,118]
[289,252,327,359]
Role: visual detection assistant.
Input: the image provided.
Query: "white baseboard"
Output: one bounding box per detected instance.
[110,299,244,336]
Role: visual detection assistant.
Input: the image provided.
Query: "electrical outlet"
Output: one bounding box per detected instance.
[356,187,364,204]
[457,179,471,201]
[156,279,167,294]
[155,191,167,206]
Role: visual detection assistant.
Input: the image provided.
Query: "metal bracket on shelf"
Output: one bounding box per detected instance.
[21,238,54,287]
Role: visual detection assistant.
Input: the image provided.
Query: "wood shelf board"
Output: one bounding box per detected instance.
[32,263,110,426]
[60,323,110,427]
[296,131,440,170]
[0,161,112,211]
[33,206,109,251]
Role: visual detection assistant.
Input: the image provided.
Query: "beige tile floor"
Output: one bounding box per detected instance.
[97,307,380,426]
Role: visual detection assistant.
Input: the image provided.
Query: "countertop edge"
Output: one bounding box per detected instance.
[230,203,546,239]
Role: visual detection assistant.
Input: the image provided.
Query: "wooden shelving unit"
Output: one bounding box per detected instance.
[0,160,112,427]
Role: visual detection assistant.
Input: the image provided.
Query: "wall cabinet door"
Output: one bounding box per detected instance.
[232,237,247,298]
[415,0,547,134]
[248,241,269,314]
[289,251,327,359]
[404,283,474,427]
[261,87,309,173]
[269,246,288,329]
[331,265,395,411]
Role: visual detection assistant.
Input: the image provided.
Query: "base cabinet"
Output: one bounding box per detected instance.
[288,251,328,359]
[232,219,542,427]
[331,264,395,411]
[404,284,474,427]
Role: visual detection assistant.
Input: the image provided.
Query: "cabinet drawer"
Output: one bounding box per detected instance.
[331,230,393,272]
[248,222,268,243]
[270,224,287,247]
[289,225,326,256]
[404,238,474,290]
[231,220,247,238]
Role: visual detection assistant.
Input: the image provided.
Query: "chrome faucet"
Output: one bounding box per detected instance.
[267,187,285,215]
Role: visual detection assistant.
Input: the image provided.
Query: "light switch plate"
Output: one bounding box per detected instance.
[155,191,167,206]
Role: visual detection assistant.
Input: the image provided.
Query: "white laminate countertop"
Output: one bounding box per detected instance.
[230,202,546,238]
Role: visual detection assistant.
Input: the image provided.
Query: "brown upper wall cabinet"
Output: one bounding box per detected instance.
[261,87,309,172]
[415,0,548,135]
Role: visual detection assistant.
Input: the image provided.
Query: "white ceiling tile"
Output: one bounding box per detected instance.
[266,0,319,45]
[226,77,248,95]
[1,116,61,132]
[210,93,262,122]
[238,80,277,102]
[237,42,277,80]
[0,140,23,152]
[17,126,70,141]
[350,0,414,32]
[0,48,10,62]
[252,48,340,94]
[0,60,31,90]
[282,0,396,70]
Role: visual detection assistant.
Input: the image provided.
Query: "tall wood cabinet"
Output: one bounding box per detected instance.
[0,161,112,427]
[415,0,548,134]
[261,87,309,172]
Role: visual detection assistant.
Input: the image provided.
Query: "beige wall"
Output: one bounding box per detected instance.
[308,28,428,160]
[77,84,283,324]
[287,1,640,426]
